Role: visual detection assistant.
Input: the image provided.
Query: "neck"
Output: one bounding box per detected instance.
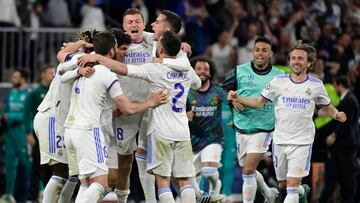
[198,80,210,92]
[254,62,268,70]
[164,54,176,59]
[41,81,50,87]
[290,72,308,82]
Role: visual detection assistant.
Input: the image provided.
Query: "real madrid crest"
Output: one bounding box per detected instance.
[305,88,312,96]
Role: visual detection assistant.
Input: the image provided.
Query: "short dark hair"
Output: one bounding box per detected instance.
[161,10,182,34]
[40,64,54,73]
[123,8,144,22]
[93,31,116,56]
[110,28,131,47]
[335,75,350,88]
[14,68,29,81]
[160,31,181,56]
[254,36,272,47]
[190,56,216,80]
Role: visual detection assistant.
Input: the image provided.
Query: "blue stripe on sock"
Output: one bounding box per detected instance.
[180,184,193,192]
[158,187,172,196]
[242,173,256,179]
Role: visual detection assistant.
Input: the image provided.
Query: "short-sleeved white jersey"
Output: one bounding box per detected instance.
[261,74,331,145]
[119,31,154,103]
[37,53,84,127]
[127,61,201,141]
[65,65,123,130]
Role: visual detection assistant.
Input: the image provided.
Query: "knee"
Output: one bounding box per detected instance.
[200,167,218,180]
[108,176,117,189]
[242,166,256,175]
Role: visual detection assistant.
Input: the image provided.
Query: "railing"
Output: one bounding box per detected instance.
[0,27,80,82]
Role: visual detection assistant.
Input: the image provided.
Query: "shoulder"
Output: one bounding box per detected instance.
[307,75,323,84]
[271,66,285,74]
[236,62,251,70]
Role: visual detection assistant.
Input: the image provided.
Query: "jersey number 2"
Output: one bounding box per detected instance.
[172,83,185,112]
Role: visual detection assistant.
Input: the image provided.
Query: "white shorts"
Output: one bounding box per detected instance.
[236,131,273,166]
[101,123,118,169]
[193,144,223,173]
[33,111,67,165]
[113,110,148,155]
[272,144,313,180]
[64,127,108,177]
[146,132,195,178]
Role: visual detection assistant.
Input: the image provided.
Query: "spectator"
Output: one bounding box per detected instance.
[0,69,32,203]
[205,30,237,83]
[317,76,360,203]
[44,0,71,27]
[184,6,220,56]
[0,0,21,27]
[80,0,106,31]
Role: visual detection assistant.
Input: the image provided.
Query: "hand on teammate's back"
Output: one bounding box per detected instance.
[148,89,170,107]
[77,54,97,67]
[77,66,95,78]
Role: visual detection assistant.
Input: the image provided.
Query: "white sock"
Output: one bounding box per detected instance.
[242,173,257,203]
[99,187,114,200]
[180,184,196,203]
[78,182,104,203]
[75,185,88,203]
[58,176,78,203]
[284,187,299,203]
[158,188,175,203]
[191,177,202,198]
[135,153,157,203]
[255,170,272,198]
[298,185,305,195]
[201,167,220,194]
[43,176,66,203]
[114,189,130,203]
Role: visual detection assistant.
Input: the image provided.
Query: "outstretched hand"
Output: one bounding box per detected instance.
[334,111,346,122]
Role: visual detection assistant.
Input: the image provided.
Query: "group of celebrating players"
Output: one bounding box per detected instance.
[33,7,347,203]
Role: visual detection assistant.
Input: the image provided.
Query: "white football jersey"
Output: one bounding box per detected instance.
[261,74,331,145]
[37,53,84,128]
[127,60,201,141]
[65,65,123,129]
[119,31,154,103]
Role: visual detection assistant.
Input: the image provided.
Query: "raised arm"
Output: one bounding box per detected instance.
[57,40,92,63]
[77,54,128,75]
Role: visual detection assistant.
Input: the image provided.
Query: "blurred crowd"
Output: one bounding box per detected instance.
[0,0,360,202]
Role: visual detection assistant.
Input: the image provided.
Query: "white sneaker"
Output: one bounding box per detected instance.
[0,195,16,203]
[264,188,279,203]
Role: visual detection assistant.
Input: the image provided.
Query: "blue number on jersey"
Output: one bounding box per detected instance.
[116,128,124,140]
[172,83,185,112]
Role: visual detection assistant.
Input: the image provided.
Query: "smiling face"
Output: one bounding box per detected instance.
[289,49,311,75]
[252,41,273,69]
[194,61,211,84]
[123,13,145,43]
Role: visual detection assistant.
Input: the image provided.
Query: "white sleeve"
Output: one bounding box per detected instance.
[127,64,158,82]
[103,71,123,98]
[58,53,83,75]
[261,78,279,102]
[315,84,331,106]
[188,68,201,90]
[60,69,79,83]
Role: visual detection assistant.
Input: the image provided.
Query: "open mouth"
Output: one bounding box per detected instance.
[131,29,139,34]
